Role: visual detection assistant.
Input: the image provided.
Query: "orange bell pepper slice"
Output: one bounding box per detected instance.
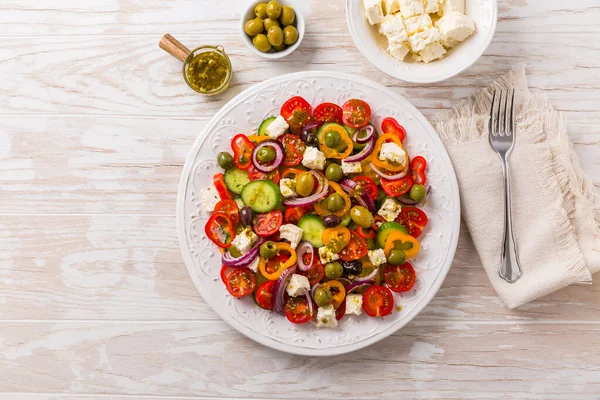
[322,280,346,309]
[281,167,307,180]
[319,125,353,159]
[370,133,409,172]
[356,225,376,239]
[247,135,271,144]
[313,181,352,217]
[383,231,420,259]
[258,242,297,280]
[321,226,351,252]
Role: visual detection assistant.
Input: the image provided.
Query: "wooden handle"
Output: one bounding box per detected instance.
[159,34,191,62]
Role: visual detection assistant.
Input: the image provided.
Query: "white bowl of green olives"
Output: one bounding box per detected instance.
[241,0,304,59]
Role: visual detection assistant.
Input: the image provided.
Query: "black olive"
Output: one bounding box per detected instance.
[342,260,363,277]
[300,124,319,147]
[240,206,254,226]
[322,215,341,227]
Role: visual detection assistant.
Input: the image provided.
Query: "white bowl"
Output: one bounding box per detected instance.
[346,0,497,83]
[240,0,305,59]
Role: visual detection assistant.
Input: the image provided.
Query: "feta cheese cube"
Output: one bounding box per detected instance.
[279,224,303,249]
[302,147,326,170]
[383,0,401,14]
[248,257,260,273]
[379,13,409,44]
[341,160,362,175]
[266,116,289,139]
[408,27,441,52]
[435,11,475,48]
[201,186,220,213]
[378,197,402,221]
[415,41,446,63]
[368,248,387,266]
[231,227,258,254]
[388,41,411,61]
[319,246,340,264]
[315,305,338,328]
[424,0,439,13]
[280,178,297,198]
[234,198,245,210]
[441,0,465,15]
[286,274,311,297]
[363,0,385,25]
[398,0,424,19]
[346,294,363,316]
[403,13,433,36]
[379,142,407,166]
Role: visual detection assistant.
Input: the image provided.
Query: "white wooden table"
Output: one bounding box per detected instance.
[1,1,599,398]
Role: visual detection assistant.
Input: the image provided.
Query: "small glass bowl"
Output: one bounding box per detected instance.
[183,45,232,96]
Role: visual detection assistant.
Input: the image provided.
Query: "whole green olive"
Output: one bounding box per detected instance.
[296,172,315,197]
[326,193,345,212]
[244,18,264,36]
[410,184,427,203]
[325,163,343,182]
[350,206,374,228]
[283,25,299,45]
[336,140,348,152]
[279,6,296,26]
[267,25,284,47]
[324,130,340,148]
[254,2,268,18]
[263,17,280,31]
[252,34,271,53]
[260,241,278,259]
[257,146,276,163]
[217,152,234,169]
[228,246,242,258]
[388,249,406,266]
[266,0,282,19]
[325,261,343,279]
[314,286,333,307]
[273,43,287,52]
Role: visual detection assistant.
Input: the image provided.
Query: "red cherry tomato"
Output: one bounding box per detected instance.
[284,205,313,224]
[204,212,236,248]
[342,99,371,129]
[380,176,413,197]
[395,207,428,237]
[381,117,406,142]
[248,164,280,184]
[340,231,368,261]
[298,261,325,286]
[231,134,255,170]
[410,156,427,185]
[384,262,416,292]
[285,295,314,324]
[278,134,306,166]
[254,210,283,237]
[226,268,256,298]
[255,280,277,310]
[335,299,346,321]
[354,176,378,201]
[313,102,343,125]
[362,285,394,317]
[281,96,312,130]
[214,199,240,225]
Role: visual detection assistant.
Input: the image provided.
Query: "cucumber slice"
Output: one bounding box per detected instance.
[298,214,326,248]
[340,213,351,227]
[376,221,408,248]
[224,167,250,195]
[258,116,277,136]
[240,180,282,213]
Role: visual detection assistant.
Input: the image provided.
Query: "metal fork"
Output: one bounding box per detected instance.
[489,89,522,283]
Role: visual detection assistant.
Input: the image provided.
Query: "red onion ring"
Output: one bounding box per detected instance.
[339,178,375,213]
[369,162,409,180]
[273,266,297,314]
[310,283,321,299]
[283,170,329,206]
[251,140,284,172]
[354,267,379,282]
[304,289,314,318]
[352,124,375,144]
[221,238,266,267]
[344,136,375,163]
[346,281,373,293]
[296,241,314,272]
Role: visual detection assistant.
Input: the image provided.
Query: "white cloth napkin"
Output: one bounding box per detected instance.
[435,66,600,308]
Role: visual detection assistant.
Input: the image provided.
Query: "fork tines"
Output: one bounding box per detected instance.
[489,89,515,138]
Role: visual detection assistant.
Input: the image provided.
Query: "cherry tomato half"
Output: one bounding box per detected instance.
[313,102,343,125]
[299,262,325,285]
[279,134,306,166]
[340,231,368,261]
[255,280,277,310]
[380,176,413,197]
[395,207,428,237]
[254,210,283,237]
[205,212,236,248]
[381,117,407,142]
[284,205,313,225]
[231,134,255,170]
[410,156,427,185]
[248,164,280,184]
[362,285,394,317]
[226,268,256,298]
[281,96,312,130]
[335,299,346,321]
[354,176,378,201]
[213,173,233,200]
[342,99,371,129]
[285,295,314,324]
[384,262,416,293]
[214,199,240,225]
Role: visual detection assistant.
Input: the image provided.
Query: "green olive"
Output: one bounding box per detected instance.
[254,3,268,18]
[273,43,287,51]
[260,241,278,259]
[244,18,264,36]
[314,286,333,307]
[325,261,343,279]
[283,25,299,45]
[257,146,276,163]
[279,6,296,26]
[228,246,242,258]
[350,206,374,228]
[266,0,282,19]
[217,152,234,169]
[325,163,343,182]
[388,249,406,266]
[336,140,348,153]
[410,184,427,203]
[324,130,340,148]
[326,193,345,212]
[296,172,315,197]
[252,34,272,53]
[263,17,280,31]
[267,25,284,47]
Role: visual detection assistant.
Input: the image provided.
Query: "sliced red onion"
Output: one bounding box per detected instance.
[352,124,375,144]
[339,178,375,213]
[273,266,297,314]
[283,170,329,206]
[369,162,409,180]
[344,136,375,163]
[397,185,431,205]
[346,281,373,293]
[304,289,314,318]
[251,140,284,172]
[355,267,379,282]
[296,241,314,272]
[310,283,321,299]
[221,238,266,267]
[301,121,319,136]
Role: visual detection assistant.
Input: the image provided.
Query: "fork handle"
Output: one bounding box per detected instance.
[499,156,522,283]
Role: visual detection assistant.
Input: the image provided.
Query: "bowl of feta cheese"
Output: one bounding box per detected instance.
[346,0,497,83]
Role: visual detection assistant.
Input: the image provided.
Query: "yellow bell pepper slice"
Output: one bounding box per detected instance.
[370,133,409,172]
[319,125,353,159]
[314,181,352,217]
[258,242,297,280]
[383,231,420,259]
[247,135,271,144]
[322,280,346,309]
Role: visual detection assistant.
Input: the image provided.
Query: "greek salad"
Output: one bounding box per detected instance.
[202,96,429,328]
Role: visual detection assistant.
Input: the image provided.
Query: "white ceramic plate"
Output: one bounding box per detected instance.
[346,0,497,83]
[177,71,460,356]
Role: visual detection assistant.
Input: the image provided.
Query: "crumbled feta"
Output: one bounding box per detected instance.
[435,11,475,48]
[379,142,407,166]
[415,41,446,63]
[341,160,362,175]
[315,305,338,328]
[424,0,439,13]
[248,257,260,273]
[383,0,401,14]
[302,147,326,170]
[398,0,424,19]
[319,246,340,264]
[234,198,245,210]
[408,27,441,52]
[231,227,258,254]
[404,13,433,36]
[280,178,297,198]
[388,41,411,61]
[266,116,289,139]
[286,274,310,297]
[378,197,402,221]
[279,224,303,249]
[201,186,220,213]
[363,0,385,25]
[346,294,363,316]
[441,0,465,15]
[379,13,408,44]
[368,248,387,266]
